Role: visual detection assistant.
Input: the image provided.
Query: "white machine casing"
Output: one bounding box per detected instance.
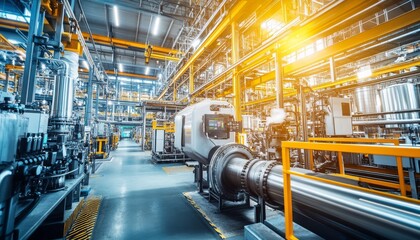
[174,99,235,163]
[325,97,353,136]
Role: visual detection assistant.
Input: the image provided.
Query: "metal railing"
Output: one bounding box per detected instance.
[281,141,420,239]
[307,137,407,195]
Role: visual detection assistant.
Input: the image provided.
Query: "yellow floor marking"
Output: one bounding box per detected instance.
[183,192,226,239]
[66,196,102,240]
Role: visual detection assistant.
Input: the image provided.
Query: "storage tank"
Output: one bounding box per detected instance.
[353,86,381,114]
[380,83,420,121]
[174,99,235,164]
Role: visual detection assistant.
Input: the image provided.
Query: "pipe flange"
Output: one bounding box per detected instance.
[262,161,278,203]
[240,159,260,194]
[209,143,253,201]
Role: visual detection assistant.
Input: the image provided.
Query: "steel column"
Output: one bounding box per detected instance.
[95,85,99,117]
[189,65,194,94]
[141,105,146,151]
[21,0,42,104]
[84,69,94,126]
[4,70,9,92]
[274,50,284,108]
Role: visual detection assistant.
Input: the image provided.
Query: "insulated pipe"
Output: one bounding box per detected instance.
[209,143,420,239]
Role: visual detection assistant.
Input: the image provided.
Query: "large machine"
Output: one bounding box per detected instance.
[0,52,90,240]
[174,99,420,239]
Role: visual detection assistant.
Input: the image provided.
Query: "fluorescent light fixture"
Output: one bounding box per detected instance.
[118,63,123,72]
[357,65,372,79]
[158,73,162,79]
[83,60,89,69]
[41,63,46,70]
[145,67,150,75]
[108,100,113,105]
[152,16,160,36]
[113,6,119,27]
[192,38,200,48]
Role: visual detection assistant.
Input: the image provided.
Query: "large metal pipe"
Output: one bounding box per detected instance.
[209,143,420,239]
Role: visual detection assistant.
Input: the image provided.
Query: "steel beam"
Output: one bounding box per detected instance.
[284,8,420,75]
[157,0,257,100]
[82,32,180,55]
[21,0,43,104]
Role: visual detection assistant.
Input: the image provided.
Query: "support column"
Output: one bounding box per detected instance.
[189,65,194,96]
[275,50,284,108]
[231,22,241,143]
[95,84,99,118]
[84,69,93,126]
[173,84,177,101]
[21,0,42,104]
[4,70,9,92]
[141,105,146,151]
[53,3,65,59]
[329,57,336,82]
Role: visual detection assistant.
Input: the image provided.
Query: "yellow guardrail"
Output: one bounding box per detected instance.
[152,120,175,133]
[281,141,420,240]
[308,138,406,195]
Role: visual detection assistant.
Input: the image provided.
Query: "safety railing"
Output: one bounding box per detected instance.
[281,141,420,240]
[307,138,407,195]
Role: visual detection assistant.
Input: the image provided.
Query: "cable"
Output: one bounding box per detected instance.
[205,133,217,146]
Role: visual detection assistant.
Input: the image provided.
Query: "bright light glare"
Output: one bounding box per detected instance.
[145,67,150,75]
[192,39,200,48]
[357,65,372,79]
[152,16,160,36]
[158,73,162,79]
[113,6,119,27]
[118,63,123,72]
[261,19,284,35]
[83,60,89,69]
[108,100,113,105]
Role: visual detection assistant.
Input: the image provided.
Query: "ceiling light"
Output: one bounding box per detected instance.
[192,38,200,48]
[145,67,150,75]
[152,16,160,36]
[113,6,119,27]
[118,63,123,72]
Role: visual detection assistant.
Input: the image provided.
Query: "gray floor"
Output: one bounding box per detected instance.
[90,139,219,240]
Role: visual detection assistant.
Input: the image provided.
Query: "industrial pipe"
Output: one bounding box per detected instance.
[209,143,420,239]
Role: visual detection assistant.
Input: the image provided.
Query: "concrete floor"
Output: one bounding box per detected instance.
[90,139,219,240]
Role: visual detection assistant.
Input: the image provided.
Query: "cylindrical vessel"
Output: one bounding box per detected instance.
[380,83,420,120]
[51,51,79,120]
[353,86,381,114]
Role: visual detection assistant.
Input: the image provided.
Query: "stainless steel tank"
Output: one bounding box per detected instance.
[380,83,420,120]
[353,86,381,114]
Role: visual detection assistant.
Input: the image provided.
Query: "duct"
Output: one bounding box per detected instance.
[209,143,420,239]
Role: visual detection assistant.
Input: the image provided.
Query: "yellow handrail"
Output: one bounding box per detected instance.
[281,141,420,240]
[307,137,406,196]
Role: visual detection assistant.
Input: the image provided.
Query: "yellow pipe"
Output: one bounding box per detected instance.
[82,32,180,55]
[284,8,420,75]
[103,70,157,80]
[189,65,194,94]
